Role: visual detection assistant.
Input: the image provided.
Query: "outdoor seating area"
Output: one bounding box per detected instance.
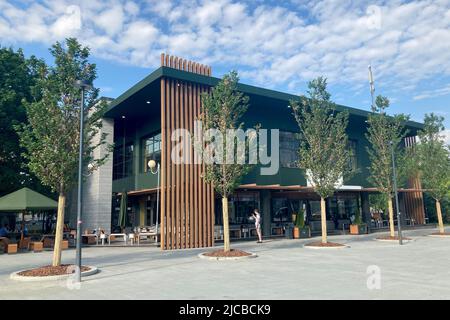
[73,225,161,247]
[0,232,71,254]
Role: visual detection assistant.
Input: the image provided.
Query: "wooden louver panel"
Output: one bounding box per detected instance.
[160,53,215,250]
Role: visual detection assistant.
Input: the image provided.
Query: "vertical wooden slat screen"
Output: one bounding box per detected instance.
[404,136,425,224]
[160,77,166,250]
[160,53,215,249]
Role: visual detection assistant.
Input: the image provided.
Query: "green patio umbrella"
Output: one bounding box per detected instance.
[0,187,58,240]
[118,191,128,232]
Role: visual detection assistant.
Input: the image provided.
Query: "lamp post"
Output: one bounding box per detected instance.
[74,79,91,282]
[390,140,403,245]
[148,160,160,245]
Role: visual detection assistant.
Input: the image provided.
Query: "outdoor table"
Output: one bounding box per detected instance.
[136,232,158,245]
[108,233,127,245]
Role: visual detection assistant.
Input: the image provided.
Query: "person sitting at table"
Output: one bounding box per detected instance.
[0,224,9,237]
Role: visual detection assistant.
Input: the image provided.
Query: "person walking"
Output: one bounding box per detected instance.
[251,209,263,243]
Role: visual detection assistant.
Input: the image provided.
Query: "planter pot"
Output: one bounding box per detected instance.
[293,227,300,239]
[300,227,311,238]
[350,224,368,235]
[294,226,311,238]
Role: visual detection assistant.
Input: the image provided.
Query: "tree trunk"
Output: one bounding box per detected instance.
[388,197,395,237]
[320,197,328,244]
[436,199,445,234]
[52,193,66,267]
[222,197,230,252]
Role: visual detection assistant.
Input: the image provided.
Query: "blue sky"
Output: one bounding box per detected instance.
[1,0,449,140]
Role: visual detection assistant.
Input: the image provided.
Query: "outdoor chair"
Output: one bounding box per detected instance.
[19,237,31,250]
[41,235,55,248]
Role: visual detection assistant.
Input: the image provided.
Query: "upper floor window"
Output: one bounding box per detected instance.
[280,131,300,168]
[113,144,134,180]
[143,133,161,172]
[347,139,358,171]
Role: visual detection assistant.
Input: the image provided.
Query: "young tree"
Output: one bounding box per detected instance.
[290,77,352,244]
[199,71,253,252]
[16,38,110,266]
[415,114,450,234]
[366,95,409,238]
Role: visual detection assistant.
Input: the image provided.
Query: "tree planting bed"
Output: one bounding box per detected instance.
[304,241,348,249]
[199,249,257,260]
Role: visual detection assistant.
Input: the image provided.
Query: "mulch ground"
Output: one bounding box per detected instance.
[304,241,346,247]
[17,265,91,277]
[203,249,252,257]
[431,232,450,236]
[376,235,411,241]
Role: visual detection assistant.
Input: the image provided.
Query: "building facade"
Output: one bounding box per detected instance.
[76,54,426,250]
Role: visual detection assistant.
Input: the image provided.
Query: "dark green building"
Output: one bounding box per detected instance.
[79,54,426,250]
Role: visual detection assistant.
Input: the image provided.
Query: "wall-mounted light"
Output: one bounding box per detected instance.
[146,101,151,104]
[121,115,126,119]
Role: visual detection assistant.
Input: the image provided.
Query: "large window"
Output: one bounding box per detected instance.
[143,133,161,172]
[347,139,358,171]
[271,198,306,223]
[215,192,259,225]
[113,144,134,180]
[280,131,300,168]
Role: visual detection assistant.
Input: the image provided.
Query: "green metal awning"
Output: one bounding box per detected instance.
[0,187,58,212]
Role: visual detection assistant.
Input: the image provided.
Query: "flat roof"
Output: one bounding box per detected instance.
[104,66,423,129]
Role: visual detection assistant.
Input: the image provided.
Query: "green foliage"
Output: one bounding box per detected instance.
[369,193,388,213]
[290,77,353,199]
[295,210,305,229]
[15,38,111,194]
[414,113,450,202]
[353,207,362,225]
[0,47,48,196]
[199,71,255,198]
[366,95,409,197]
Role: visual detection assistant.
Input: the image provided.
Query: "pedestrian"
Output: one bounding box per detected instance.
[251,209,263,243]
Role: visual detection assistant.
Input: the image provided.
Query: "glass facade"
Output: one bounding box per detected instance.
[348,139,358,171]
[143,133,161,172]
[145,194,160,226]
[280,131,300,168]
[215,192,259,226]
[113,144,134,180]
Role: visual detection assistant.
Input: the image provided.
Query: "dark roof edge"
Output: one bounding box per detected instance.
[105,66,423,129]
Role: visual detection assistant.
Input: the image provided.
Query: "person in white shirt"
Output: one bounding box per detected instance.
[251,209,263,243]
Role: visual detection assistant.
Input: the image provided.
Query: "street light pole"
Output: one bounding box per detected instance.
[148,160,160,246]
[390,140,403,245]
[75,79,91,282]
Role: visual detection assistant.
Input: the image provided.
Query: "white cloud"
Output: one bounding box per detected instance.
[441,129,450,145]
[51,5,82,38]
[0,0,449,98]
[94,5,124,36]
[413,84,450,100]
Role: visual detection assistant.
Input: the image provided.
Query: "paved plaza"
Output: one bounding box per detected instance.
[1,227,449,300]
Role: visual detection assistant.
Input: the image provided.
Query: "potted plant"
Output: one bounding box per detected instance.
[350,208,368,235]
[293,210,311,239]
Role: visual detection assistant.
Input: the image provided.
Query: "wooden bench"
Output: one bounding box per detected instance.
[82,234,97,245]
[6,243,18,254]
[1,237,18,254]
[29,241,43,252]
